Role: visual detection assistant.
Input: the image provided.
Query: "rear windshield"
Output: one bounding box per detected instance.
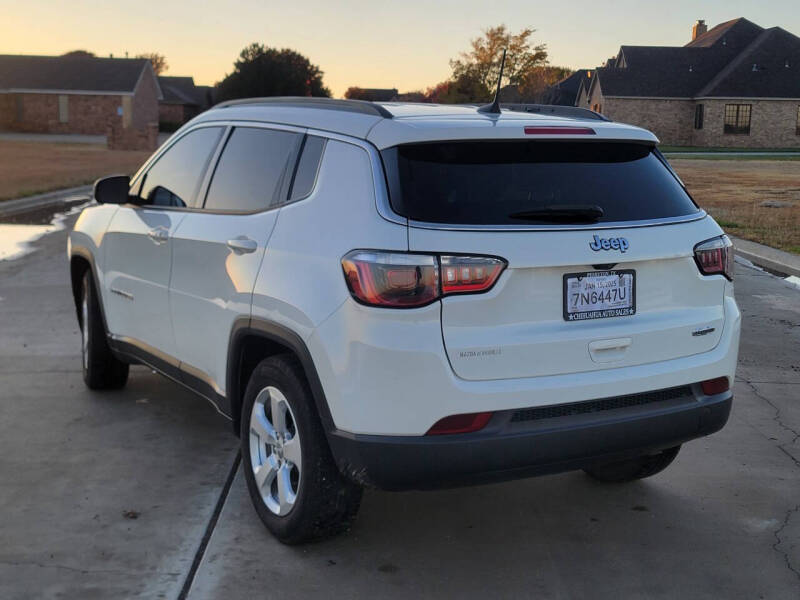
[381,141,698,225]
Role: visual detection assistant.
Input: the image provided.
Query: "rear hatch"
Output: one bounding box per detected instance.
[381,139,727,381]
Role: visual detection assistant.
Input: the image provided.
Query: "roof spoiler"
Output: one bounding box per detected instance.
[501,104,610,121]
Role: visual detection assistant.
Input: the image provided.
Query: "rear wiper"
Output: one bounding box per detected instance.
[508,205,604,223]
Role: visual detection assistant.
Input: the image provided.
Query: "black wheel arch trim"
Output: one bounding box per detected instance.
[69,247,112,338]
[227,317,337,438]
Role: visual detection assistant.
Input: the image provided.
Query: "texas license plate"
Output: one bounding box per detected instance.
[563,270,635,321]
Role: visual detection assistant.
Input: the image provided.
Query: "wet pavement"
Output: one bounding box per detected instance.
[1,205,798,599]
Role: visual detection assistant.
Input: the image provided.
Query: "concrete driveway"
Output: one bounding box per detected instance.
[1,210,798,599]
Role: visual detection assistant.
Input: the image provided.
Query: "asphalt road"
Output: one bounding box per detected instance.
[1,212,798,599]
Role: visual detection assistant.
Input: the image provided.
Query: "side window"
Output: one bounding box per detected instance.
[204,127,301,212]
[288,135,326,202]
[137,127,223,208]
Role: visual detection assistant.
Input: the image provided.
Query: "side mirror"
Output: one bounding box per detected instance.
[94,175,131,204]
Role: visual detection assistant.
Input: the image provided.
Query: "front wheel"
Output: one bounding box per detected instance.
[241,355,362,544]
[583,446,681,483]
[80,272,129,390]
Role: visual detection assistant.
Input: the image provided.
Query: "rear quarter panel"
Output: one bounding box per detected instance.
[251,137,407,342]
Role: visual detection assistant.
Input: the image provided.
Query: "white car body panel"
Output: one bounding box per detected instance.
[169,209,278,395]
[309,288,739,436]
[250,139,407,342]
[102,207,185,357]
[410,217,727,381]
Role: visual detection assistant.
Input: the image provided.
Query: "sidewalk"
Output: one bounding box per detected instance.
[0,132,106,145]
[730,236,800,278]
[0,185,92,218]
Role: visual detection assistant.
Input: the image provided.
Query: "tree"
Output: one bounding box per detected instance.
[518,65,574,100]
[344,87,367,100]
[216,43,331,101]
[450,25,548,92]
[62,50,95,58]
[425,71,491,104]
[136,52,168,75]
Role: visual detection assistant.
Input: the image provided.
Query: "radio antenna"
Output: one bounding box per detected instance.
[477,48,506,114]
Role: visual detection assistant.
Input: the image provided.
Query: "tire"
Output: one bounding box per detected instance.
[583,446,681,483]
[80,271,129,390]
[240,354,362,544]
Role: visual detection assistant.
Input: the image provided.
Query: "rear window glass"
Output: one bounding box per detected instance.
[381,142,698,225]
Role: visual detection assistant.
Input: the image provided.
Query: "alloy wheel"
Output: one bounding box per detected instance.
[249,386,302,516]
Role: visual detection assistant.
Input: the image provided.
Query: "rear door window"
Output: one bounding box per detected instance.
[204,127,301,212]
[381,141,699,225]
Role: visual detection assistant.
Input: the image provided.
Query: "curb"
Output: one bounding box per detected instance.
[730,236,800,278]
[0,185,93,218]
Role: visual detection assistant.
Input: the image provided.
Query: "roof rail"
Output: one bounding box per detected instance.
[214,96,394,118]
[501,103,611,122]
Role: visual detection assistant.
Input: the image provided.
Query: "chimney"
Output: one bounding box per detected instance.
[692,20,707,41]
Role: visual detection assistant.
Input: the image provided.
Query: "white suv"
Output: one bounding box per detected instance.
[69,98,740,543]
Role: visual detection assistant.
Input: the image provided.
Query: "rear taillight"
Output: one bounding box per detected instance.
[440,255,506,295]
[694,235,734,280]
[341,251,506,308]
[341,252,439,308]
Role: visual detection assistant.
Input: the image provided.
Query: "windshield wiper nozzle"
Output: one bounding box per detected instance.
[509,205,604,223]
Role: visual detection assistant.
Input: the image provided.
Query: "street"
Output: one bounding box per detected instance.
[1,211,798,599]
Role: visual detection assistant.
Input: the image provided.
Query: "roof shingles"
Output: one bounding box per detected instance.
[0,54,150,93]
[593,17,800,100]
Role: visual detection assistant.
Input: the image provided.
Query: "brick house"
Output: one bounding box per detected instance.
[0,54,161,136]
[577,18,800,147]
[157,76,212,128]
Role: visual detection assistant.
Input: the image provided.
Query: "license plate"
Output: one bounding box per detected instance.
[563,270,635,321]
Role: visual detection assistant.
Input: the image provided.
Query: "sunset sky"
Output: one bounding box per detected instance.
[2,0,798,98]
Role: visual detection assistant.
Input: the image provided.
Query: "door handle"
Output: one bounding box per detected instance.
[147,227,169,243]
[226,237,258,254]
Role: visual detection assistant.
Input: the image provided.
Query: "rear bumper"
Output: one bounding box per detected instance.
[328,387,732,490]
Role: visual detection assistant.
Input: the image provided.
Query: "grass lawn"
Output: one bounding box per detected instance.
[671,159,800,255]
[659,145,800,153]
[664,154,800,161]
[0,141,151,201]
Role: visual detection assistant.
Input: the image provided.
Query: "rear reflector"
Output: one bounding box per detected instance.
[701,377,729,396]
[524,126,596,135]
[426,412,493,435]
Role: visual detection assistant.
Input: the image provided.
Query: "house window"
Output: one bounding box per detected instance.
[58,95,69,123]
[796,106,800,136]
[724,104,751,135]
[694,104,704,129]
[122,96,133,128]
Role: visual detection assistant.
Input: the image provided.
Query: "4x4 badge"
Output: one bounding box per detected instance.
[590,235,629,253]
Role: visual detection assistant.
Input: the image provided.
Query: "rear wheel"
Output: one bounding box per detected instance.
[241,354,362,544]
[81,272,129,390]
[583,446,681,483]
